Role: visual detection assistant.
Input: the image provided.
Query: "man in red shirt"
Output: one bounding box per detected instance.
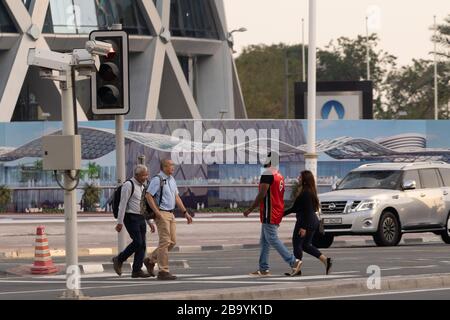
[244,152,302,276]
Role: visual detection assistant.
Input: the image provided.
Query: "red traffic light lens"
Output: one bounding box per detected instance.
[106,49,116,60]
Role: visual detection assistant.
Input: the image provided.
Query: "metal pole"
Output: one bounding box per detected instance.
[116,115,126,253]
[285,50,290,119]
[366,16,371,81]
[111,23,127,253]
[302,18,306,82]
[305,0,318,180]
[61,69,81,298]
[434,15,439,120]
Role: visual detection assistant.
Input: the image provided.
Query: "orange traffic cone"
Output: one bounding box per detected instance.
[31,226,58,275]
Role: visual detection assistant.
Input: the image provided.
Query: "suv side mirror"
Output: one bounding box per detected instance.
[402,180,416,190]
[332,179,342,191]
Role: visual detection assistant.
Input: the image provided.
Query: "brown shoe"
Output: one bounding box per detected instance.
[157,271,177,281]
[112,256,123,276]
[143,257,156,277]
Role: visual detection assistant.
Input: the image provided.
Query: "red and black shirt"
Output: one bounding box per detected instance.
[259,168,285,225]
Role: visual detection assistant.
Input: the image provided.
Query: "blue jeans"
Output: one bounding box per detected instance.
[259,223,296,271]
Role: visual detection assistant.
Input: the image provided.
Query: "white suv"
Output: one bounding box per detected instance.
[314,162,450,247]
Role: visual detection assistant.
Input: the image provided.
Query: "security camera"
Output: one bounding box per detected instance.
[85,40,115,58]
[28,48,72,71]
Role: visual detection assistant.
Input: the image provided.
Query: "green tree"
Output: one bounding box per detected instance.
[81,183,101,212]
[80,162,101,181]
[384,60,450,119]
[0,185,12,212]
[236,44,296,119]
[316,34,397,118]
[435,14,450,59]
[235,35,397,119]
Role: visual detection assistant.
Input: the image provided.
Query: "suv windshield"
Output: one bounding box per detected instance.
[337,170,402,190]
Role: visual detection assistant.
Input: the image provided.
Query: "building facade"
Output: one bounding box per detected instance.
[0,0,247,122]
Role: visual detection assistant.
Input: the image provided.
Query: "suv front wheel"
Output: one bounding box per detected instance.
[440,213,450,244]
[373,212,402,247]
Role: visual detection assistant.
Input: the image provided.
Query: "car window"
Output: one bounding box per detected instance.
[419,169,441,189]
[403,170,422,189]
[337,170,402,190]
[438,168,450,187]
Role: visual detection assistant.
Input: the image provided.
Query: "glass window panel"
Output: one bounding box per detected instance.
[439,169,450,187]
[419,169,441,189]
[0,1,17,33]
[170,0,220,39]
[49,0,77,33]
[74,0,98,34]
[96,0,150,35]
[403,170,422,189]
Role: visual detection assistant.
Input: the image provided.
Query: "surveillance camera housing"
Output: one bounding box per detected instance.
[27,48,72,71]
[85,40,114,57]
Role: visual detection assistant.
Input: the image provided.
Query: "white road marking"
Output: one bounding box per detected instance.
[381,265,437,271]
[303,287,450,300]
[264,275,358,281]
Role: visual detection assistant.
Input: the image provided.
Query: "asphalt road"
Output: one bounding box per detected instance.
[1,243,450,300]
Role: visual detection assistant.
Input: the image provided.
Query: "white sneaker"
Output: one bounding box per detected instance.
[290,259,303,276]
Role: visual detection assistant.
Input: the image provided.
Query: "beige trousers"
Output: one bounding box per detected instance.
[149,211,177,273]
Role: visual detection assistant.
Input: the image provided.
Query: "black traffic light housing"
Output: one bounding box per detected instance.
[90,30,130,115]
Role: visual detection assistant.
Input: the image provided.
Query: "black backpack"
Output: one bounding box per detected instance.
[111,180,135,219]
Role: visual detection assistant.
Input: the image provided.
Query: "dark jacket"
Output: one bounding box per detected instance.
[284,190,319,230]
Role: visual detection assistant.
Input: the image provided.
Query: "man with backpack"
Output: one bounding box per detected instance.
[143,159,193,281]
[112,165,155,278]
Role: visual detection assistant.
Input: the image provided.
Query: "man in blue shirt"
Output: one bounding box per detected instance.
[144,159,193,280]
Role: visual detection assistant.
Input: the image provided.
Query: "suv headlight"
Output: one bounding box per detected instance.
[353,200,379,212]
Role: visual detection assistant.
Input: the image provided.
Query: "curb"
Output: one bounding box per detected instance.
[0,237,443,259]
[94,273,450,300]
[1,260,190,276]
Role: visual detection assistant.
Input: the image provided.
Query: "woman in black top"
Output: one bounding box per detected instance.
[284,170,333,276]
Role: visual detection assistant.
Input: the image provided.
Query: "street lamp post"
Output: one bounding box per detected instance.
[434,15,439,120]
[305,0,318,180]
[302,18,306,82]
[366,16,371,81]
[227,27,247,53]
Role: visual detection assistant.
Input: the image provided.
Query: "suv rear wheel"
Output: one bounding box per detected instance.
[312,233,334,248]
[440,214,450,244]
[373,211,402,247]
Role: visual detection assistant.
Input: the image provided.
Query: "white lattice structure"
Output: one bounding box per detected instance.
[0,0,247,121]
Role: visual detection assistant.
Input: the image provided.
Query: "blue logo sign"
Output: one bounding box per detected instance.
[321,100,346,119]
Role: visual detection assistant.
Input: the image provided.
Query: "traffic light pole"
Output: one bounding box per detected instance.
[61,69,82,299]
[109,23,127,253]
[116,114,127,252]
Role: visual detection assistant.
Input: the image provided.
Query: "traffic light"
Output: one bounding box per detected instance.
[90,30,129,115]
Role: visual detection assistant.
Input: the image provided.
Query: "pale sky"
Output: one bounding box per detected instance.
[224,0,450,66]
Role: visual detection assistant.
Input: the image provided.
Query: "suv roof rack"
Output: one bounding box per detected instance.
[401,161,449,169]
[358,161,449,170]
